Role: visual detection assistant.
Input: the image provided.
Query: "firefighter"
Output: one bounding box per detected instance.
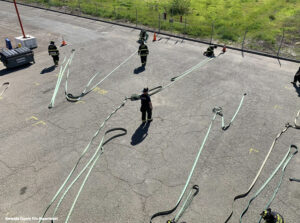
[140,88,152,123]
[204,45,217,57]
[48,41,59,66]
[138,42,149,67]
[138,29,149,43]
[291,66,300,86]
[260,208,284,223]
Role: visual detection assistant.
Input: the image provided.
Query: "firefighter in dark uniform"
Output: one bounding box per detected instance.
[140,88,152,123]
[138,42,149,67]
[204,45,217,57]
[260,208,284,223]
[48,41,59,66]
[138,29,149,43]
[291,66,300,86]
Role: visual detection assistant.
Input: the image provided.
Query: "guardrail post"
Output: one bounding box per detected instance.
[169,18,173,34]
[64,2,67,13]
[277,28,285,66]
[184,17,187,34]
[158,13,161,34]
[136,8,137,27]
[277,28,285,58]
[78,0,81,15]
[210,22,214,45]
[242,29,248,57]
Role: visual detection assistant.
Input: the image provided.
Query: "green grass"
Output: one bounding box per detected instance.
[18,0,300,58]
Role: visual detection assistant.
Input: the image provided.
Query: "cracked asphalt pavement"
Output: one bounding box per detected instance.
[0,1,300,223]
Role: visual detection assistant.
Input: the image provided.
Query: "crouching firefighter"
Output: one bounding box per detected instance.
[48,41,59,66]
[138,42,149,67]
[138,29,149,43]
[260,208,284,223]
[140,88,152,123]
[204,45,217,57]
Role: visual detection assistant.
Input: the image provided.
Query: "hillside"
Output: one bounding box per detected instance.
[17,0,300,58]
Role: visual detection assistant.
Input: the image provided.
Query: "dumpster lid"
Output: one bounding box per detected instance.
[0,47,32,59]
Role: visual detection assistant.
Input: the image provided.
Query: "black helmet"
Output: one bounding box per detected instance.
[260,208,272,219]
[50,41,55,44]
[143,88,149,93]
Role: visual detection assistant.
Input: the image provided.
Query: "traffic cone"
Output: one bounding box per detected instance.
[153,33,157,42]
[61,37,67,47]
[222,44,226,53]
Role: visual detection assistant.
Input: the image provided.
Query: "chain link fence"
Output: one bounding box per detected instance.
[2,0,299,62]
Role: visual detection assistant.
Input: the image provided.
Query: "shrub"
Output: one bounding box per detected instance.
[169,0,191,15]
[269,15,275,21]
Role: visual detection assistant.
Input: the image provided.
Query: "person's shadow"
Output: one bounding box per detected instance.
[134,66,145,74]
[40,65,56,74]
[131,122,151,145]
[292,83,300,97]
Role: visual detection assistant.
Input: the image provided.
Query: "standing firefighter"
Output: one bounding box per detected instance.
[48,41,59,66]
[260,208,284,223]
[291,66,300,86]
[204,45,217,57]
[140,88,152,123]
[138,42,149,67]
[138,29,149,43]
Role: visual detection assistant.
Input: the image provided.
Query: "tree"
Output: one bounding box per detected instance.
[169,0,191,15]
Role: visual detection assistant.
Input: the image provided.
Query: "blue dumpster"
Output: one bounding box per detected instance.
[5,38,12,50]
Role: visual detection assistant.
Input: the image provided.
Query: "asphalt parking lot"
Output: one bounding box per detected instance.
[0,1,300,223]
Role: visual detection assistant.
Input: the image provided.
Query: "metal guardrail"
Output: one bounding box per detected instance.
[1,0,299,63]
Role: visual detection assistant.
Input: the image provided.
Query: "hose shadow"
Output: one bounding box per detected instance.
[131,122,151,146]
